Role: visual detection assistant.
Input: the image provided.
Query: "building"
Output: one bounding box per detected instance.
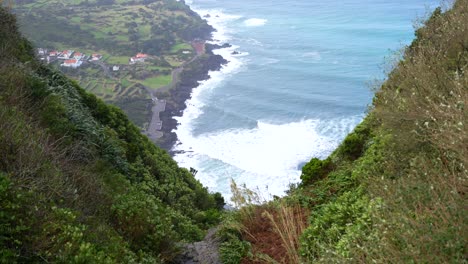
[112,65,120,72]
[58,50,74,60]
[130,53,149,64]
[73,52,84,60]
[37,48,47,56]
[90,53,102,61]
[136,53,148,59]
[49,50,59,57]
[61,59,82,68]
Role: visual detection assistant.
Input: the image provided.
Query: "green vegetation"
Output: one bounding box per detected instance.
[13,0,211,128]
[141,74,173,89]
[0,7,223,263]
[15,0,210,56]
[2,0,466,263]
[171,42,193,53]
[218,1,467,263]
[106,56,130,65]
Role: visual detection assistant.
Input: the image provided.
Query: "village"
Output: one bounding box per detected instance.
[36,47,151,70]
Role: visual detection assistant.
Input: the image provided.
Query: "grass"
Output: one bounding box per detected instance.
[164,55,184,67]
[171,42,193,53]
[148,66,171,71]
[140,74,172,89]
[106,56,129,65]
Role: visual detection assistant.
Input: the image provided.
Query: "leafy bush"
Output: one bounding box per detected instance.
[0,173,29,263]
[112,189,177,258]
[300,157,333,184]
[299,190,375,261]
[337,122,371,160]
[219,238,251,264]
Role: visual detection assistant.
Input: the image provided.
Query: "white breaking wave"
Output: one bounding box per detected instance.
[174,117,362,201]
[244,18,268,27]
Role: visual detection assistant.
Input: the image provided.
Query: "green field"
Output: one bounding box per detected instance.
[171,42,193,53]
[106,56,130,65]
[140,75,172,89]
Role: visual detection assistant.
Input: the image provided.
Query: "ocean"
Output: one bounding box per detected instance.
[175,0,438,200]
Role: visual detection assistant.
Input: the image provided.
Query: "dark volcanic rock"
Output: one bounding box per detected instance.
[174,228,221,264]
[156,52,227,151]
[206,43,231,53]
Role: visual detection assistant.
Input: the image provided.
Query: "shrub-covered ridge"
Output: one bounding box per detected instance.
[218,1,466,263]
[0,6,223,263]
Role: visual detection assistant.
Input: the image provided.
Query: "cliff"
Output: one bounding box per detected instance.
[0,7,223,263]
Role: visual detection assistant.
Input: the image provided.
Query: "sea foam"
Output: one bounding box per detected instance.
[174,117,362,200]
[244,18,268,27]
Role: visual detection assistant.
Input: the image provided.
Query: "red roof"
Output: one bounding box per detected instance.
[92,53,100,57]
[64,59,77,64]
[74,52,82,56]
[136,53,148,58]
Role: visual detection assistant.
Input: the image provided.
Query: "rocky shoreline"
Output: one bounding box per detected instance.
[155,43,228,152]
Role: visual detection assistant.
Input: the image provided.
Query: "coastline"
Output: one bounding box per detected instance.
[154,42,228,152]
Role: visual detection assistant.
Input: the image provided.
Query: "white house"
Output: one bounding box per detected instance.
[58,50,74,60]
[73,52,84,60]
[90,53,102,61]
[49,50,59,57]
[130,53,148,64]
[37,48,47,56]
[61,59,82,68]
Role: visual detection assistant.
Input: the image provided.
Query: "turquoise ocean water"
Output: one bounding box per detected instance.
[175,0,438,200]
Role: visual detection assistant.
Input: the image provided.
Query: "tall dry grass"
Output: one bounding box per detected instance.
[263,204,307,264]
[229,179,308,263]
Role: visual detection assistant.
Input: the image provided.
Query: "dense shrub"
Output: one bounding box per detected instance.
[300,157,333,184]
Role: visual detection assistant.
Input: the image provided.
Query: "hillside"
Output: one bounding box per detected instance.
[0,6,223,263]
[2,1,467,263]
[13,0,213,129]
[218,1,467,263]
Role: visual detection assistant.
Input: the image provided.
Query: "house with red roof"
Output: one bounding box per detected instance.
[61,59,82,68]
[73,52,84,60]
[136,53,148,59]
[49,51,59,57]
[90,53,102,61]
[58,50,74,60]
[130,53,149,64]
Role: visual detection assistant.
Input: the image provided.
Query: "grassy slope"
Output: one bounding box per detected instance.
[0,7,223,263]
[219,1,467,263]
